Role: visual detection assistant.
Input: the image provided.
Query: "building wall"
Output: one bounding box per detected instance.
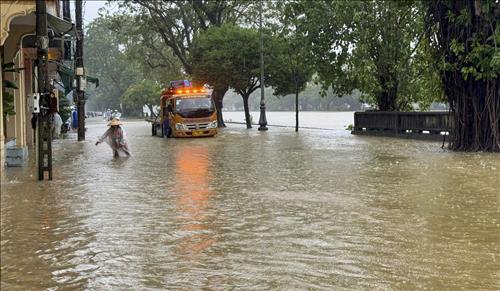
[14,50,26,147]
[23,48,35,146]
[0,2,36,46]
[1,1,35,168]
[3,26,35,147]
[1,0,59,45]
[1,52,4,167]
[1,0,59,168]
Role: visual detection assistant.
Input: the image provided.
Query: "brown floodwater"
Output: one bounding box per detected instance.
[1,116,499,290]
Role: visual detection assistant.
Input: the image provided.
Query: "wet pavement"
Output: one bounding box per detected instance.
[1,116,499,290]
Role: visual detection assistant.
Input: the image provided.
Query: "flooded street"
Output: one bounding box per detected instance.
[1,115,499,290]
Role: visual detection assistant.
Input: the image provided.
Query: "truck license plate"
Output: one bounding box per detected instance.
[192,130,203,136]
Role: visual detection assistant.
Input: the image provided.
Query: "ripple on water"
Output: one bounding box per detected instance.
[1,119,499,290]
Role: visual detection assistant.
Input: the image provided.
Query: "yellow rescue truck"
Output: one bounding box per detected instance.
[149,80,218,138]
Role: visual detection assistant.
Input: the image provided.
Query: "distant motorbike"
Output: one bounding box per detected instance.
[109,111,122,121]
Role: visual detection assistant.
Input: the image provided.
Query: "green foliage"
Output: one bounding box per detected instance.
[118,1,259,126]
[191,24,266,127]
[106,14,183,83]
[284,0,442,111]
[120,0,255,74]
[223,84,363,111]
[85,16,138,111]
[191,24,309,96]
[58,94,71,123]
[85,14,182,114]
[264,2,314,102]
[122,79,162,116]
[428,0,499,81]
[190,24,306,126]
[266,34,313,98]
[86,0,452,117]
[2,79,18,90]
[191,25,262,96]
[425,0,499,151]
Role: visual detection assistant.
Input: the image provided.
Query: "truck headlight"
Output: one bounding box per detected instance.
[175,123,187,130]
[208,121,218,128]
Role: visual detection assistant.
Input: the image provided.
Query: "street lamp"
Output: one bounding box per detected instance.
[258,0,268,131]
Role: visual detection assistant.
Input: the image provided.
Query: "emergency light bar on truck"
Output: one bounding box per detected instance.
[146,80,218,138]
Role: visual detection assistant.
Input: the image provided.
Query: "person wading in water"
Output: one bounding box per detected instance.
[95,118,131,158]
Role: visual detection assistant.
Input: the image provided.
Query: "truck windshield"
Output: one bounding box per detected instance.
[174,97,214,118]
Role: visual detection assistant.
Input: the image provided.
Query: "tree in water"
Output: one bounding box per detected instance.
[426,0,499,151]
[191,25,291,129]
[85,16,140,112]
[191,25,262,128]
[122,79,163,118]
[119,0,257,127]
[285,0,440,111]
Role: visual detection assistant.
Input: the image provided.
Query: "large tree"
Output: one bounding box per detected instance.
[85,16,140,112]
[426,0,499,151]
[122,79,163,118]
[86,14,182,116]
[285,0,441,111]
[191,25,290,129]
[107,14,184,85]
[119,0,256,127]
[267,4,314,131]
[191,25,260,128]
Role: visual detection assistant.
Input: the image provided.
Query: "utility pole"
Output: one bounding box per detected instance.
[75,0,85,141]
[62,0,71,60]
[258,0,268,131]
[36,0,52,180]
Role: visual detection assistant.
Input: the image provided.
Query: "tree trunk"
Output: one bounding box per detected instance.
[376,72,398,111]
[445,75,499,151]
[146,104,156,118]
[242,94,252,129]
[426,0,499,151]
[212,85,228,127]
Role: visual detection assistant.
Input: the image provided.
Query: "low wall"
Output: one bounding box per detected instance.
[351,111,453,140]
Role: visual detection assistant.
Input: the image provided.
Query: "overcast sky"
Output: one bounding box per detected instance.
[67,1,117,25]
[83,1,108,24]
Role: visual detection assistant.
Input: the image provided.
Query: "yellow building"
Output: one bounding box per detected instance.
[1,0,70,168]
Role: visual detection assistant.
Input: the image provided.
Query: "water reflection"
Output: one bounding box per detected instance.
[1,176,97,290]
[173,146,216,259]
[1,118,499,289]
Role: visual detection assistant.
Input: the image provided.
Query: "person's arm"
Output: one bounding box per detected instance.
[96,128,111,145]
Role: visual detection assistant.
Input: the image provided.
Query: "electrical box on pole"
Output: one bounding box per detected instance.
[32,93,40,113]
